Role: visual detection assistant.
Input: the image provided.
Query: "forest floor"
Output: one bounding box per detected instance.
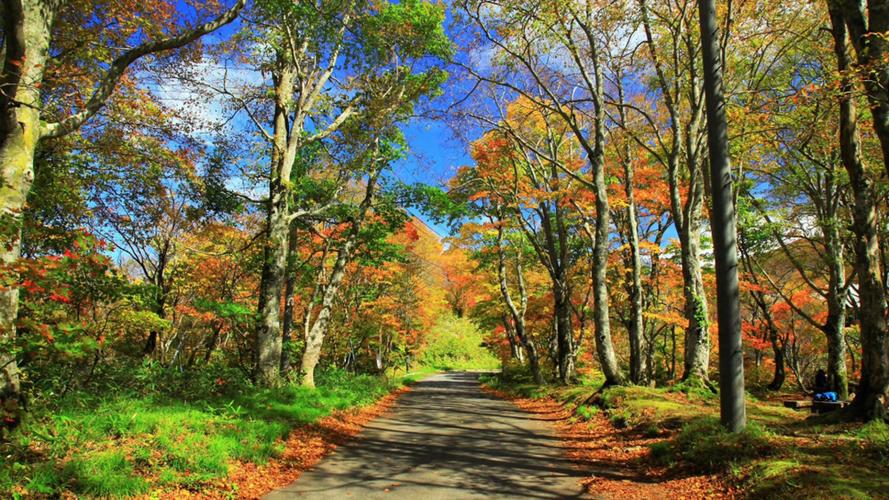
[1,368,432,498]
[482,371,889,499]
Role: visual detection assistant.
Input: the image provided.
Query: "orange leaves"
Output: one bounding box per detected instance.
[179,387,409,499]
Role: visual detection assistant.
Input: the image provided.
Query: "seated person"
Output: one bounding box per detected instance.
[813,369,837,401]
[814,368,829,393]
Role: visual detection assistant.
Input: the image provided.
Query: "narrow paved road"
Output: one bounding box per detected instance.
[266,372,585,499]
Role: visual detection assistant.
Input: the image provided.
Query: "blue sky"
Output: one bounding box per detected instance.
[392,118,471,239]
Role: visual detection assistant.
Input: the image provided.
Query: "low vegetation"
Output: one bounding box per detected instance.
[1,367,409,497]
[483,367,889,498]
[420,314,500,371]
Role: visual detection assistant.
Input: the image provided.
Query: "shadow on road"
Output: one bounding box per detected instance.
[266,372,587,499]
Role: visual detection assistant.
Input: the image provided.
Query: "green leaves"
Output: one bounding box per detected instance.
[361,0,454,61]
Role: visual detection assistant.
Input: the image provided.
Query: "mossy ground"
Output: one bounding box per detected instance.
[1,369,420,497]
[483,370,889,499]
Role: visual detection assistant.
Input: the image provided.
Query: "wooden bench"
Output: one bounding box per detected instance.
[812,400,850,413]
[783,400,813,409]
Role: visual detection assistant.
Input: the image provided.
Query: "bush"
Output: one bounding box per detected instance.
[419,314,500,371]
[576,405,599,420]
[854,420,889,461]
[654,417,775,472]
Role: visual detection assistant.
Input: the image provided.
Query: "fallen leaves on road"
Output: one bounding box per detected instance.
[156,386,410,499]
[483,387,735,499]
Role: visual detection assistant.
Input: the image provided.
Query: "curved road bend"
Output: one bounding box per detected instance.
[265,371,585,499]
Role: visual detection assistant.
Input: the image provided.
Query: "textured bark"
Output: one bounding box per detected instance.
[825,220,849,399]
[828,3,889,420]
[280,231,299,375]
[616,74,647,385]
[699,0,746,432]
[587,30,623,387]
[768,332,786,391]
[254,63,297,388]
[0,0,52,431]
[300,166,381,388]
[638,0,710,383]
[495,221,542,384]
[832,0,889,181]
[553,283,575,384]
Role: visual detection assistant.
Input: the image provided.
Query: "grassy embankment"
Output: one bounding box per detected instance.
[482,368,889,498]
[1,367,423,497]
[418,314,500,372]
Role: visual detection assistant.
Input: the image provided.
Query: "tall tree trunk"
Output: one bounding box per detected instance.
[639,0,710,385]
[300,165,382,388]
[829,4,889,420]
[254,63,297,388]
[832,0,889,180]
[589,38,623,387]
[616,69,647,385]
[0,2,53,431]
[495,222,542,384]
[699,0,746,432]
[823,168,850,400]
[825,240,850,400]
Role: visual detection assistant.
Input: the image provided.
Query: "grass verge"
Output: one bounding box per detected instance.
[483,368,889,499]
[2,368,416,497]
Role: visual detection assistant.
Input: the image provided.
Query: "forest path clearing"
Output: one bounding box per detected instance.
[265,372,586,499]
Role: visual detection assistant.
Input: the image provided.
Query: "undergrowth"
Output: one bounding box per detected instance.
[1,366,405,497]
[650,417,774,472]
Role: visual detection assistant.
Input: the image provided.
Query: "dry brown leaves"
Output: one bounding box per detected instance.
[483,387,736,500]
[153,386,409,500]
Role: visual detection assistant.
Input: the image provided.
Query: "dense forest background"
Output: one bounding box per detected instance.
[2,0,889,496]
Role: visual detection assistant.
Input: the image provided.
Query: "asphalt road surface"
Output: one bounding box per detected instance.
[265,371,585,499]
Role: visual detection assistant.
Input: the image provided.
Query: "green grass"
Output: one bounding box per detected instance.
[1,369,403,497]
[651,416,775,472]
[485,367,889,498]
[419,314,500,371]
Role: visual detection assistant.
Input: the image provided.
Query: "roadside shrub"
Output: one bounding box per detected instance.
[419,314,499,371]
[576,405,599,420]
[854,420,889,462]
[653,417,774,472]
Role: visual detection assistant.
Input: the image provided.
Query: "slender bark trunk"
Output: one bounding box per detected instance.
[824,173,850,400]
[616,70,647,385]
[699,0,746,432]
[300,165,382,387]
[280,229,299,375]
[590,40,623,387]
[829,4,889,420]
[495,224,541,383]
[300,234,354,388]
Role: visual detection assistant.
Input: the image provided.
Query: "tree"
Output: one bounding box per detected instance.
[698,0,746,432]
[0,0,245,428]
[827,2,889,420]
[635,0,712,385]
